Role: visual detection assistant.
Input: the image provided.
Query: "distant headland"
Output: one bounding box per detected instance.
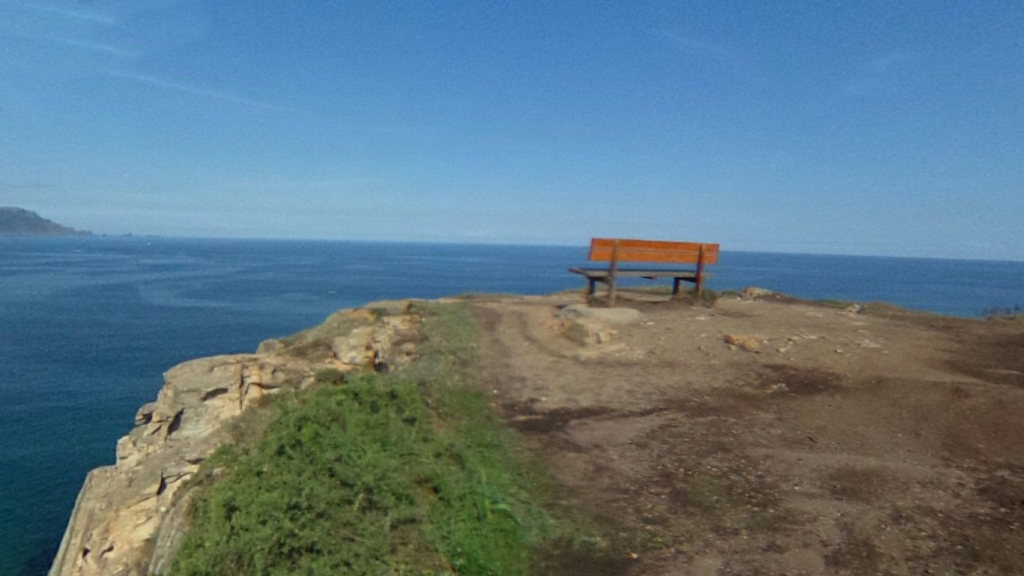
[0,207,91,236]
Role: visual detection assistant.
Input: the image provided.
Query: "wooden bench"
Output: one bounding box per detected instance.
[569,238,720,306]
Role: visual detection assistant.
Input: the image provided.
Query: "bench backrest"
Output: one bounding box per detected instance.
[588,238,720,265]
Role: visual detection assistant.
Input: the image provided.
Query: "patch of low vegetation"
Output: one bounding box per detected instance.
[313,367,347,386]
[272,309,375,361]
[404,302,480,386]
[819,299,855,309]
[453,292,521,301]
[166,302,579,576]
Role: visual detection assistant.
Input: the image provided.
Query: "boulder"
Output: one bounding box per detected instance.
[563,318,616,347]
[724,334,762,353]
[741,287,773,301]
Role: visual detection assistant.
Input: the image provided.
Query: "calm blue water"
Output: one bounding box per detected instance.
[1,237,1022,576]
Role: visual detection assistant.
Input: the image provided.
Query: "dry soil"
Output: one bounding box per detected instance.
[471,290,1024,576]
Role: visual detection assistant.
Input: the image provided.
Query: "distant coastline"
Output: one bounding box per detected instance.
[0,207,91,237]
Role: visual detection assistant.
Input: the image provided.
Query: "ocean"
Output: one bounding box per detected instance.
[2,237,1022,576]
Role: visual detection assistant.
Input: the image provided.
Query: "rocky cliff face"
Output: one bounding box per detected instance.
[48,303,422,576]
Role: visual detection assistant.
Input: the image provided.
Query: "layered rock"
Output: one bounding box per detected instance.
[48,305,421,576]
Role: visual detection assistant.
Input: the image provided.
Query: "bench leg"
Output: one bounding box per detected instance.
[587,278,596,303]
[695,245,707,306]
[672,278,682,300]
[608,242,620,307]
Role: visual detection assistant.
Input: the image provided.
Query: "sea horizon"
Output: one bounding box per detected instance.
[11,233,1024,265]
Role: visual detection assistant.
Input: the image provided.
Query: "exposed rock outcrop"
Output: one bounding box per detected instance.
[48,305,421,576]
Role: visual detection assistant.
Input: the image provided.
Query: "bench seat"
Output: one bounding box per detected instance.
[569,238,719,306]
[569,267,700,279]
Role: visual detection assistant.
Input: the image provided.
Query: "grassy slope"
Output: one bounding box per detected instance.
[165,303,577,576]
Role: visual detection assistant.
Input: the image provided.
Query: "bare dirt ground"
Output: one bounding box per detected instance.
[471,289,1024,576]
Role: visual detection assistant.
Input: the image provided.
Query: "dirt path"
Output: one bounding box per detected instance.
[472,291,1024,576]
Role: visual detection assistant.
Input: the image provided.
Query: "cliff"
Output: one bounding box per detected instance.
[47,289,1024,575]
[0,207,90,236]
[47,303,421,576]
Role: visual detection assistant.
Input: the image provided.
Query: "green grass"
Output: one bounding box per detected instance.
[819,299,855,308]
[165,302,571,576]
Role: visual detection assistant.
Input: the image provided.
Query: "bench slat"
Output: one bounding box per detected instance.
[569,267,701,279]
[589,249,715,264]
[591,238,713,251]
[589,238,720,265]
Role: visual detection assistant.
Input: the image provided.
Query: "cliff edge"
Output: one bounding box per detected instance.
[48,304,421,576]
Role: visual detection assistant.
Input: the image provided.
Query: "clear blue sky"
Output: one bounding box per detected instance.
[1,1,1022,260]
